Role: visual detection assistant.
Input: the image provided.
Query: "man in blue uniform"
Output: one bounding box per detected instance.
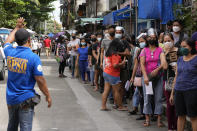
[4,18,52,131]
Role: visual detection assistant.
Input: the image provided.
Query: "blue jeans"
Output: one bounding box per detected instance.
[79,60,90,81]
[132,88,140,107]
[142,77,163,115]
[7,106,34,131]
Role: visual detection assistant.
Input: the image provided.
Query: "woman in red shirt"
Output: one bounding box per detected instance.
[101,39,127,111]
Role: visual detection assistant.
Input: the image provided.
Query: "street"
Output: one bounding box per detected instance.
[0,55,168,131]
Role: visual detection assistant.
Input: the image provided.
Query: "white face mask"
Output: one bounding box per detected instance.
[164,42,174,48]
[105,33,110,38]
[97,38,102,42]
[139,42,146,48]
[173,26,181,33]
[115,34,122,39]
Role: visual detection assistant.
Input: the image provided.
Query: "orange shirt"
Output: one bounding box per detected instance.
[104,54,122,77]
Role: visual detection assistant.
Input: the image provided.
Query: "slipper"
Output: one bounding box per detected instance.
[112,104,118,109]
[157,121,165,127]
[117,107,128,111]
[143,121,150,127]
[100,108,111,111]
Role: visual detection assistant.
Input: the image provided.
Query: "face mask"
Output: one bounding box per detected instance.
[105,33,110,38]
[173,26,181,33]
[164,42,174,48]
[109,32,115,37]
[97,38,102,42]
[81,42,86,46]
[72,36,76,39]
[115,34,122,39]
[148,40,157,45]
[180,47,189,56]
[91,38,97,42]
[139,42,146,48]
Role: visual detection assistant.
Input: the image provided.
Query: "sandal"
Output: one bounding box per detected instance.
[143,121,150,127]
[112,104,118,109]
[100,108,111,111]
[157,121,164,127]
[117,107,128,111]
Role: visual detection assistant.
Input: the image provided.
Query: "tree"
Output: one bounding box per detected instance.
[0,0,56,34]
[173,0,197,35]
[46,19,62,34]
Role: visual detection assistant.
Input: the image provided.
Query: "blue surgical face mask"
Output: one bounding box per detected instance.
[139,42,146,48]
[81,42,86,46]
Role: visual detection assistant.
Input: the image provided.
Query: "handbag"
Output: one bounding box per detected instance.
[165,69,174,91]
[133,77,142,87]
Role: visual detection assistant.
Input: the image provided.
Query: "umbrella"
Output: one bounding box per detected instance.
[26,29,36,35]
[48,33,54,38]
[53,32,65,39]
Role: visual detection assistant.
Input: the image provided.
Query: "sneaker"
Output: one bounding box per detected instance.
[128,110,137,115]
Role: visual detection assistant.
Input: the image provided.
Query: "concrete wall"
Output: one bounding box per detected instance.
[97,0,109,16]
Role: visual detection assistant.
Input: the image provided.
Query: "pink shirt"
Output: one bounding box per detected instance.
[140,47,162,74]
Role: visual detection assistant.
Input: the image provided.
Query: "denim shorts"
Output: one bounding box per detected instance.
[103,72,121,85]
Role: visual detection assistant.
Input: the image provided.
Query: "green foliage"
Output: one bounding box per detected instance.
[46,19,62,34]
[173,0,197,35]
[0,0,56,33]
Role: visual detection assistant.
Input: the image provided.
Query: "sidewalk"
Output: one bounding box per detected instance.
[0,55,168,131]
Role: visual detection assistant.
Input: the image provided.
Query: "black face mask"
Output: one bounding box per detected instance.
[91,38,97,42]
[72,36,76,39]
[109,32,115,37]
[148,40,157,45]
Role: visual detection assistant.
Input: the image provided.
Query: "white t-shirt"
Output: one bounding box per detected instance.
[32,40,38,50]
[68,39,80,56]
[38,42,42,49]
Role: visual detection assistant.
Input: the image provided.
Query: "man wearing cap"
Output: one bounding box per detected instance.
[115,26,131,105]
[3,18,52,131]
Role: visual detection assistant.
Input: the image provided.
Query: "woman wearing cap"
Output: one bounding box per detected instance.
[129,33,147,120]
[140,28,167,127]
[163,33,179,131]
[170,38,197,131]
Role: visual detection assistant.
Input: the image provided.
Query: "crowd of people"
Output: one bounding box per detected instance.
[29,19,197,131]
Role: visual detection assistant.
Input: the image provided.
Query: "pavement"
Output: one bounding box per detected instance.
[0,54,168,131]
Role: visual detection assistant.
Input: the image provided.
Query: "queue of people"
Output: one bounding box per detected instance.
[47,19,197,131]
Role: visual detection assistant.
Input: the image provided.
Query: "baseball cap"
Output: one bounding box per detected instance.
[15,29,30,45]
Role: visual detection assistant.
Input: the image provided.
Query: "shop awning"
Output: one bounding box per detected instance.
[80,18,103,25]
[114,5,131,21]
[103,12,115,25]
[103,5,132,25]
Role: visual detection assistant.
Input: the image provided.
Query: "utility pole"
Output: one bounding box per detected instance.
[130,0,132,34]
[116,0,120,10]
[52,12,57,33]
[135,0,138,37]
[94,0,98,33]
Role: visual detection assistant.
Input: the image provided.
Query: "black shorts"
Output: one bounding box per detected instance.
[175,89,197,117]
